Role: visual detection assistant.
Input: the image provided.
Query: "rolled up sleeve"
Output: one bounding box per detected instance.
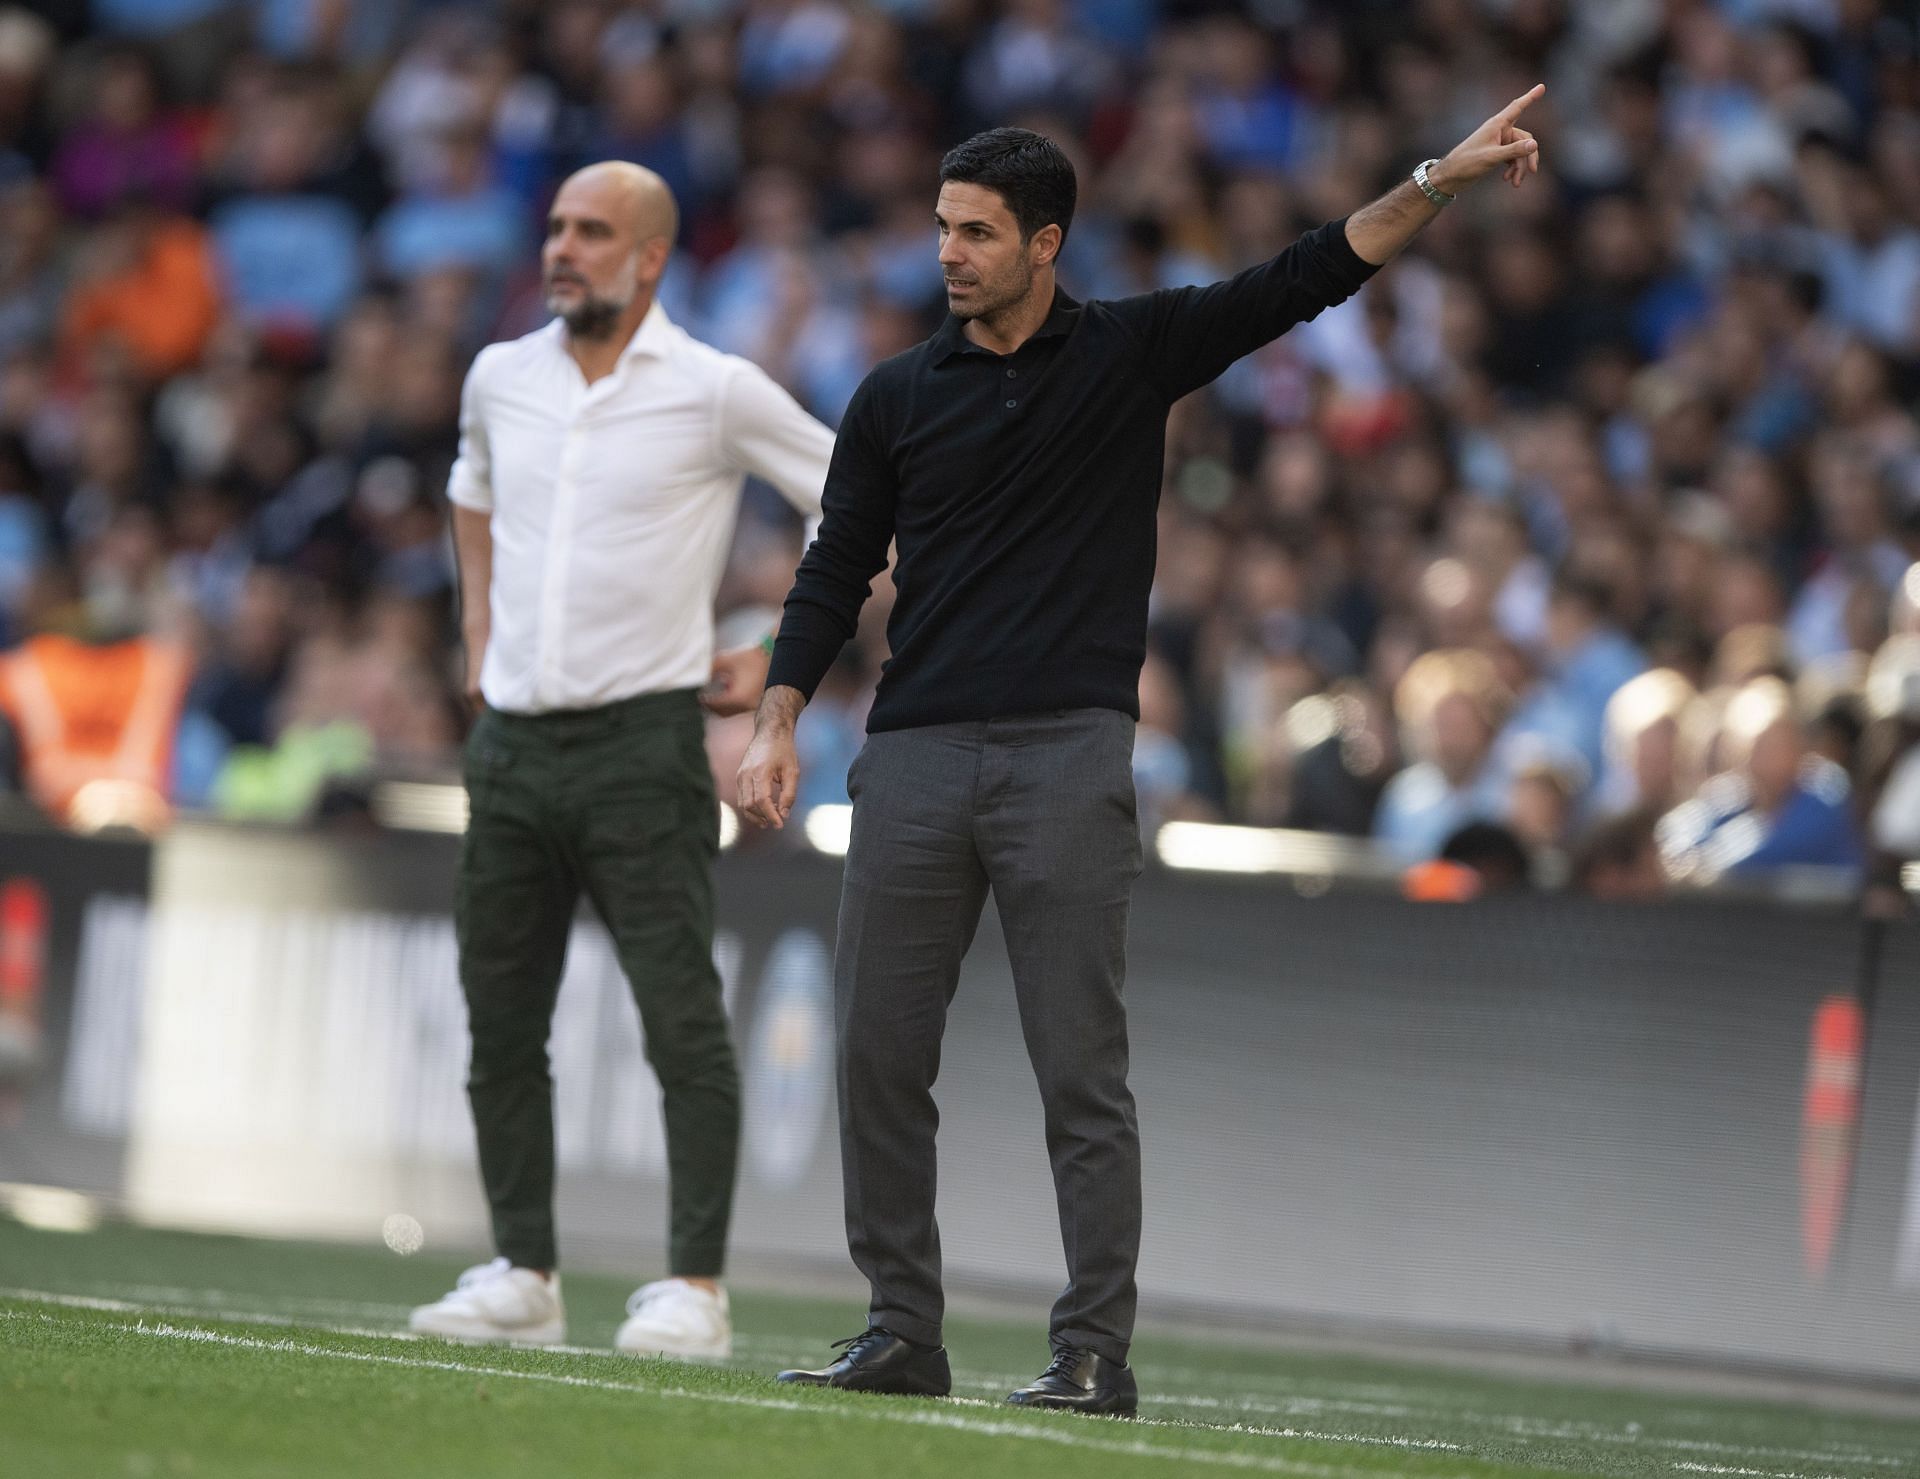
[446,349,495,513]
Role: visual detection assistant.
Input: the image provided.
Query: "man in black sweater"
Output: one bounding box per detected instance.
[739,92,1545,1414]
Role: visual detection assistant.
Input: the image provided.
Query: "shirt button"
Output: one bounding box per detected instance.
[1006,368,1018,378]
[1005,398,1017,408]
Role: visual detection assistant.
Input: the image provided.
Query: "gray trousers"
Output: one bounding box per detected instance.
[835,708,1144,1364]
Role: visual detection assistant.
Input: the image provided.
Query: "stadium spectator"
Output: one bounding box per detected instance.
[1789,434,1911,664]
[1571,806,1669,903]
[49,45,196,220]
[1441,820,1534,894]
[1281,680,1398,835]
[1506,746,1582,860]
[185,562,295,750]
[204,74,371,337]
[0,0,1912,921]
[1862,629,1920,906]
[1597,667,1699,817]
[1376,649,1513,862]
[59,203,221,382]
[373,121,524,286]
[1659,675,1865,880]
[0,557,193,832]
[1505,571,1646,781]
[1404,820,1535,902]
[0,178,65,362]
[208,627,374,822]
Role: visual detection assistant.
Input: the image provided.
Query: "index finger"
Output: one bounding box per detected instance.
[1500,83,1546,122]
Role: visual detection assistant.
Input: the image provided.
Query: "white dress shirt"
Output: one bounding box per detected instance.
[447,303,831,713]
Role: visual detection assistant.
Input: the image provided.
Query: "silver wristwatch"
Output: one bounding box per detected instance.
[1413,158,1455,206]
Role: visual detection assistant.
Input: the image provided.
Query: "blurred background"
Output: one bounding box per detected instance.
[2,0,1920,899]
[5,0,1920,1387]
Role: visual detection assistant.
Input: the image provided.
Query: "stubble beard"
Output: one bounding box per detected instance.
[951,259,1036,325]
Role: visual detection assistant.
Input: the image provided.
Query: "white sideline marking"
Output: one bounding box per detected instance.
[35,1292,1423,1406]
[6,1288,1912,1475]
[1492,1421,1906,1470]
[0,1287,408,1342]
[12,1310,1392,1479]
[81,1281,413,1320]
[0,1291,1457,1461]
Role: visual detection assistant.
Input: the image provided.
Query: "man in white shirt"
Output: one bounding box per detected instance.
[408,162,832,1360]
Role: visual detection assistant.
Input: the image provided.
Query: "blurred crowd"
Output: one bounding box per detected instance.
[3,0,1920,904]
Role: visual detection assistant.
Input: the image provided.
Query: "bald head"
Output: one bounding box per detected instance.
[557,161,679,246]
[543,162,678,341]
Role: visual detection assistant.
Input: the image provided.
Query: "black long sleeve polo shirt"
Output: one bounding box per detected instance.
[766,217,1378,733]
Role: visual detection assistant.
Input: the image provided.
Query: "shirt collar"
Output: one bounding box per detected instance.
[932,287,1081,364]
[546,299,676,361]
[624,299,675,359]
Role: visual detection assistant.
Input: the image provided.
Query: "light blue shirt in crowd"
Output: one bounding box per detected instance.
[1505,628,1646,782]
[1373,758,1510,863]
[376,188,525,281]
[211,195,363,331]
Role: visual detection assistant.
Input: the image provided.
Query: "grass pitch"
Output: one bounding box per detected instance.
[1,1216,1913,1478]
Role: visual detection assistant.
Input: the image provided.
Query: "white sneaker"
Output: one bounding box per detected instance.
[614,1278,732,1361]
[408,1257,566,1345]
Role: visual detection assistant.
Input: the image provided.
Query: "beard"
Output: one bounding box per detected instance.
[547,277,634,340]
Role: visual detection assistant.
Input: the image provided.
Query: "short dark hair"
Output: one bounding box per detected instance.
[938,127,1077,245]
[1438,822,1533,891]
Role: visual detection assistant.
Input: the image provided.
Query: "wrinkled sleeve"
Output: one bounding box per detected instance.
[1105,218,1378,403]
[446,349,494,513]
[764,373,897,701]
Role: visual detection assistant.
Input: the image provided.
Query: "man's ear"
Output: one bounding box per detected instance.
[1030,223,1063,269]
[639,236,672,284]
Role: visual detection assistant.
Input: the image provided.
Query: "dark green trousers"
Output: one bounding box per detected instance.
[454,689,737,1276]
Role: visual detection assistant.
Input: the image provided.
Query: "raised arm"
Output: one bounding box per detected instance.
[1105,218,1379,404]
[1345,84,1544,266]
[738,374,898,828]
[1107,83,1544,403]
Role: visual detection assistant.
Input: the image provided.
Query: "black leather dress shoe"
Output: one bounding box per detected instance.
[776,1328,952,1396]
[1004,1347,1139,1417]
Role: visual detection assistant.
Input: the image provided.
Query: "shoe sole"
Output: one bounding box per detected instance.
[777,1374,951,1397]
